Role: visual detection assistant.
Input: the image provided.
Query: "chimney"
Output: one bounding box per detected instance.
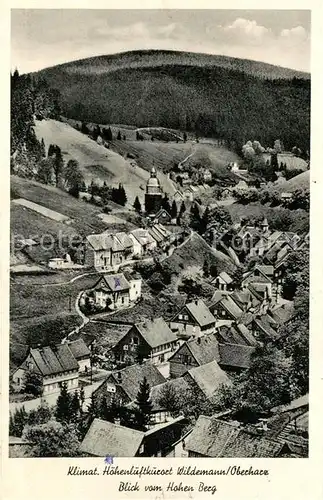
[197,337,201,344]
[195,299,199,306]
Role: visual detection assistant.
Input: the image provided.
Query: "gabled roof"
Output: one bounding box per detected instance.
[96,273,130,292]
[269,303,294,325]
[242,268,272,284]
[185,416,284,457]
[80,418,144,457]
[130,229,156,247]
[155,208,172,219]
[172,335,220,366]
[217,324,258,347]
[212,295,244,321]
[67,339,91,360]
[184,299,216,327]
[136,317,178,349]
[218,343,255,369]
[114,232,133,249]
[86,233,124,252]
[214,271,233,284]
[107,361,166,401]
[255,265,274,277]
[21,344,79,376]
[186,361,231,399]
[253,316,278,340]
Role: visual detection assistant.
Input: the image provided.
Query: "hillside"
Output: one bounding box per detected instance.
[34,50,310,153]
[33,119,176,204]
[38,50,310,80]
[274,170,310,193]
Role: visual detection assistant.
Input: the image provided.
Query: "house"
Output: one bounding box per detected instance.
[66,339,91,373]
[93,272,141,310]
[241,268,273,300]
[152,208,172,225]
[165,428,193,457]
[173,190,184,203]
[113,232,134,260]
[251,315,279,341]
[212,271,234,292]
[112,317,179,365]
[92,361,166,409]
[77,233,128,272]
[183,361,232,402]
[169,299,216,338]
[11,344,79,395]
[129,228,157,256]
[80,416,187,457]
[148,224,172,250]
[185,416,298,458]
[209,294,244,328]
[216,323,259,347]
[182,186,195,202]
[169,334,255,378]
[281,192,293,201]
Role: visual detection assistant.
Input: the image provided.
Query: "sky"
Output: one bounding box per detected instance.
[11,9,311,74]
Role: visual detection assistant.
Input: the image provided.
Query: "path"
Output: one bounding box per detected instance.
[9,380,102,414]
[178,143,197,170]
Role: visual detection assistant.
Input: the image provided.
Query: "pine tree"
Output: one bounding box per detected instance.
[40,138,46,158]
[179,201,186,217]
[117,130,121,140]
[171,200,178,219]
[183,132,187,143]
[201,206,210,233]
[135,377,153,429]
[118,184,127,206]
[53,146,64,187]
[70,391,80,420]
[133,196,142,213]
[203,259,210,277]
[9,407,28,437]
[79,386,85,414]
[55,382,72,424]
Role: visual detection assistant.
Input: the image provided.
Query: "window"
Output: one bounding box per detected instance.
[178,314,183,320]
[133,337,139,345]
[123,345,128,351]
[222,310,226,316]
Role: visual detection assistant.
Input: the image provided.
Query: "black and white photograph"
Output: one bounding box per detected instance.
[9,8,310,460]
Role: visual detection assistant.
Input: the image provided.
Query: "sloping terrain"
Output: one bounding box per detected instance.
[34,119,176,204]
[274,170,310,193]
[34,50,310,153]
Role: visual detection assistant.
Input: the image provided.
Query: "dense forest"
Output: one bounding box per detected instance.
[34,51,310,153]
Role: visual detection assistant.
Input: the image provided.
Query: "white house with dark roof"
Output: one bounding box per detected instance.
[209,294,244,328]
[112,317,178,365]
[12,344,79,395]
[212,271,234,292]
[93,272,142,310]
[169,299,216,338]
[78,232,129,272]
[129,228,157,256]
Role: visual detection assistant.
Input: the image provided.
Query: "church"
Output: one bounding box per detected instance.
[145,166,163,215]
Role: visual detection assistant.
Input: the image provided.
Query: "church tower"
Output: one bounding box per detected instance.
[145,166,163,215]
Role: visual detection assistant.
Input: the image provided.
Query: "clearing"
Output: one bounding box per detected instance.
[34,119,176,205]
[12,198,71,223]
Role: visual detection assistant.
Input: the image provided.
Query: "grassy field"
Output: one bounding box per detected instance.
[33,119,176,205]
[274,170,310,193]
[263,153,308,171]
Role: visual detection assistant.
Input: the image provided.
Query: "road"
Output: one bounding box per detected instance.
[9,380,103,414]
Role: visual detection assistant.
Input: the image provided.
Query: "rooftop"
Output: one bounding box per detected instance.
[80,418,144,457]
[67,338,91,360]
[21,344,79,377]
[186,361,232,400]
[184,299,216,327]
[136,317,178,349]
[96,273,131,292]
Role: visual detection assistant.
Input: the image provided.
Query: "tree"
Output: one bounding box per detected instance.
[118,184,127,206]
[81,122,89,135]
[133,196,142,213]
[158,383,180,416]
[55,382,72,423]
[179,201,186,217]
[231,267,244,288]
[190,202,201,231]
[36,157,54,185]
[64,159,84,198]
[23,420,80,457]
[203,259,210,277]
[117,130,122,140]
[201,206,210,233]
[23,370,43,397]
[9,406,28,437]
[162,194,171,213]
[53,145,64,187]
[170,200,177,219]
[135,377,153,428]
[40,138,46,158]
[183,132,187,143]
[26,404,52,427]
[217,345,292,420]
[70,391,81,420]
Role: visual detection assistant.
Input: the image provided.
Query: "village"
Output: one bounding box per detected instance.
[9,156,309,459]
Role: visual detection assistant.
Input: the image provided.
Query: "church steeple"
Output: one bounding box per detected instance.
[145,166,163,215]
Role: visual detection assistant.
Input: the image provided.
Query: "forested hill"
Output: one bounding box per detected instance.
[33,50,310,153]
